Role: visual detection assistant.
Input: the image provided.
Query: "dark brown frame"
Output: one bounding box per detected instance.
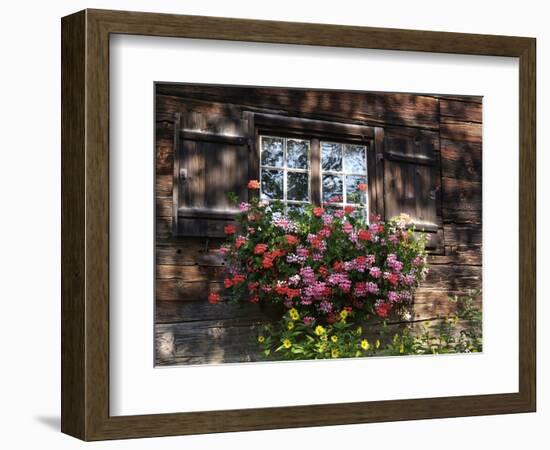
[61,9,536,441]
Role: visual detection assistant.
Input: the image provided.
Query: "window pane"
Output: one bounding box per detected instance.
[287,172,309,201]
[344,144,367,173]
[321,142,342,171]
[261,169,283,200]
[261,137,284,167]
[287,139,309,169]
[346,175,367,204]
[322,174,343,203]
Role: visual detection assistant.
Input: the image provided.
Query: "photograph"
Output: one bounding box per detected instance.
[154,84,483,366]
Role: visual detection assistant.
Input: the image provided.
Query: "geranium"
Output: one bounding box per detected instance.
[248,179,260,189]
[285,234,299,245]
[219,181,428,328]
[208,292,221,304]
[224,224,236,235]
[254,243,268,255]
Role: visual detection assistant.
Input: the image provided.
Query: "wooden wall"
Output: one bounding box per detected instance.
[154,85,482,365]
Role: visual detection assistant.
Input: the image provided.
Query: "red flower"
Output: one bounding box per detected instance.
[357,183,368,192]
[224,278,234,288]
[233,274,245,284]
[235,235,247,249]
[286,288,300,299]
[387,273,399,286]
[355,256,367,266]
[319,266,329,278]
[249,295,260,303]
[375,301,392,318]
[254,243,268,255]
[262,256,274,269]
[285,234,299,245]
[313,207,324,217]
[248,179,260,189]
[275,284,288,295]
[208,292,221,304]
[344,205,355,214]
[248,282,259,292]
[333,261,344,272]
[358,230,372,241]
[224,224,236,235]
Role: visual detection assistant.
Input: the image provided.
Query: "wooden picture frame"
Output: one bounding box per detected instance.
[61,9,536,440]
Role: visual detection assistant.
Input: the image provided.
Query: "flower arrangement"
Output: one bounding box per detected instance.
[211,179,431,360]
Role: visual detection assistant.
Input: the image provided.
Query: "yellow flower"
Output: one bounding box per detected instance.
[331,335,338,343]
[257,335,265,343]
[320,334,328,342]
[283,339,292,349]
[399,343,405,354]
[287,321,295,330]
[315,325,326,336]
[375,339,381,349]
[289,308,300,321]
[331,348,340,358]
[356,326,362,336]
[361,339,370,350]
[339,309,348,320]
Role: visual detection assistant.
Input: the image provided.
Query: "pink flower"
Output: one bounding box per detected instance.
[300,266,316,285]
[342,222,353,234]
[239,202,251,212]
[369,267,382,278]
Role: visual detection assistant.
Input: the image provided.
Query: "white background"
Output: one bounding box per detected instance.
[110,35,519,415]
[0,0,547,448]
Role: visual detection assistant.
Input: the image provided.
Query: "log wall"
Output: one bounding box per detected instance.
[154,85,482,365]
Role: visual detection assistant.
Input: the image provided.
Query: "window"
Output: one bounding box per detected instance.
[259,135,368,217]
[321,141,368,216]
[260,136,310,212]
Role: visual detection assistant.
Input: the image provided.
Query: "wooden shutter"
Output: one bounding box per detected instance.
[379,127,442,251]
[173,110,250,237]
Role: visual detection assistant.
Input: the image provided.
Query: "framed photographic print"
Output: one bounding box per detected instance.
[61,9,536,441]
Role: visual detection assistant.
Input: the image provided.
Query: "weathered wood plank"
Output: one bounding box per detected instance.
[156,138,173,175]
[156,196,172,217]
[156,86,441,129]
[440,120,482,143]
[421,265,482,292]
[442,177,482,211]
[155,320,268,365]
[443,223,482,248]
[428,249,482,266]
[440,99,483,123]
[442,208,481,224]
[441,139,482,181]
[156,94,244,124]
[156,216,172,240]
[156,239,225,266]
[156,174,172,197]
[156,264,225,281]
[156,278,223,302]
[156,300,270,324]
